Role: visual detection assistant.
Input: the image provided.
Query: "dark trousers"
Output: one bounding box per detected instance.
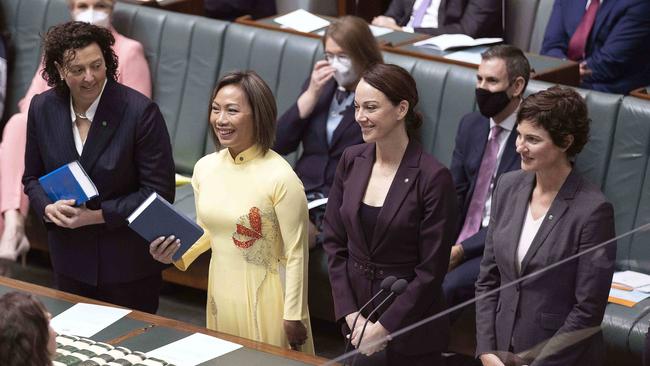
[442,256,482,322]
[55,273,162,314]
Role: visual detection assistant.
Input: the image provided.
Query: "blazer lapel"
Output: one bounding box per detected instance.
[370,141,421,254]
[589,0,615,50]
[507,173,535,277]
[496,128,519,176]
[329,101,356,149]
[347,145,375,256]
[51,90,80,162]
[79,81,125,173]
[520,170,581,274]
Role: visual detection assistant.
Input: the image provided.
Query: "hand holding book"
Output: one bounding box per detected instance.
[149,235,182,264]
[44,199,104,229]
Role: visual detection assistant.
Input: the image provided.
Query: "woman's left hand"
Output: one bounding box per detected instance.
[351,321,389,356]
[283,320,307,350]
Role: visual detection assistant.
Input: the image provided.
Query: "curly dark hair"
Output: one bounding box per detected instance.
[0,292,52,366]
[41,21,118,95]
[517,85,590,157]
[361,63,422,138]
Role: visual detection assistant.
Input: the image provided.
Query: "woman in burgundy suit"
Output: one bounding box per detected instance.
[323,63,458,365]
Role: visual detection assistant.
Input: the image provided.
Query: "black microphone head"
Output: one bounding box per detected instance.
[380,276,397,291]
[391,279,408,294]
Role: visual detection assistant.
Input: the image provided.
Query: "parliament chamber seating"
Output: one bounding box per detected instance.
[3,0,650,364]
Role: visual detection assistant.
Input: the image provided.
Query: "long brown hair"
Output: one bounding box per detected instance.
[209,70,277,154]
[323,16,383,74]
[0,292,52,366]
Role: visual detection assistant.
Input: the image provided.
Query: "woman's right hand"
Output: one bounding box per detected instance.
[345,312,367,332]
[480,353,506,366]
[149,235,181,264]
[297,60,336,118]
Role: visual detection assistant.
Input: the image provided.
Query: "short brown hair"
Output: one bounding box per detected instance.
[41,21,118,95]
[517,85,590,157]
[361,63,422,137]
[323,16,383,74]
[481,44,531,91]
[209,70,277,154]
[0,292,52,366]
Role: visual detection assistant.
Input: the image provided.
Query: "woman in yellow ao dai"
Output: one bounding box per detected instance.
[150,71,313,354]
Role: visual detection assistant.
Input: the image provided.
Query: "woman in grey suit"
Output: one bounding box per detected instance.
[475,86,616,366]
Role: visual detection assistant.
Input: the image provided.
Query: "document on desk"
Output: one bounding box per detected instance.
[274,9,330,33]
[146,333,242,366]
[50,303,131,337]
[612,270,650,289]
[414,34,502,51]
[608,288,650,307]
[369,25,393,37]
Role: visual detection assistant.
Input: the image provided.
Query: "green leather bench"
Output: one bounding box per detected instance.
[4,0,650,363]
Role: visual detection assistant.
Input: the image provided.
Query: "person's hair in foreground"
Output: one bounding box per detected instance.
[0,292,53,366]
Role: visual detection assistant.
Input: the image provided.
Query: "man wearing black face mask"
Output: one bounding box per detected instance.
[443,45,530,321]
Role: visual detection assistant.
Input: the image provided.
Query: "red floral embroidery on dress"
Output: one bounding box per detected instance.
[233,207,262,248]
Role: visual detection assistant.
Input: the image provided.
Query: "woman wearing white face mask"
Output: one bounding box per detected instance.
[0,0,152,272]
[275,16,383,249]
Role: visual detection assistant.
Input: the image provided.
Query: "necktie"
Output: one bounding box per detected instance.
[412,0,433,28]
[567,0,600,61]
[457,125,503,243]
[335,89,349,105]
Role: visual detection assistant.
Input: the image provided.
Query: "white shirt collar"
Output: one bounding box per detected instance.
[69,79,108,124]
[489,107,518,133]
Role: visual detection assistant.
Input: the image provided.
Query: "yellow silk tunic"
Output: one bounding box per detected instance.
[175,145,314,354]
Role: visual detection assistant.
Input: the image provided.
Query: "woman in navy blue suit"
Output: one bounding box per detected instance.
[275,16,383,248]
[323,63,458,365]
[475,86,616,366]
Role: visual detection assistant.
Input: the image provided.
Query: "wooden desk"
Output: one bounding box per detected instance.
[0,277,327,365]
[234,14,579,87]
[235,14,428,47]
[118,0,204,16]
[631,86,650,101]
[389,43,580,87]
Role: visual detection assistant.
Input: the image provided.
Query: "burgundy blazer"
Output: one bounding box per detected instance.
[475,169,616,365]
[323,141,458,354]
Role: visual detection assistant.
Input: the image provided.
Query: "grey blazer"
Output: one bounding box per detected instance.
[475,169,616,366]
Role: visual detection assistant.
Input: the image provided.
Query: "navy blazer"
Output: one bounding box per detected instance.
[384,0,503,37]
[541,0,650,94]
[275,78,362,196]
[323,141,458,354]
[23,80,175,286]
[450,111,520,259]
[475,169,616,366]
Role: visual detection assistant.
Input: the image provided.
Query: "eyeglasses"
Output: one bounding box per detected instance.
[324,52,352,65]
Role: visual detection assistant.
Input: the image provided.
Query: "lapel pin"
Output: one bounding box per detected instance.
[101,121,107,127]
[548,214,554,220]
[404,178,409,183]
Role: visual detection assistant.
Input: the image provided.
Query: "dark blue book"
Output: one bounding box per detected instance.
[127,192,204,261]
[38,161,98,205]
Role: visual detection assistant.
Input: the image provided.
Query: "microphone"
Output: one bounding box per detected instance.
[342,276,397,364]
[351,279,408,366]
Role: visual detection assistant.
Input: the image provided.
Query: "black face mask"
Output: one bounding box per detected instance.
[475,88,511,118]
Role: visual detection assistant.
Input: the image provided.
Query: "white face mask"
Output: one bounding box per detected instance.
[328,56,358,88]
[74,9,110,28]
